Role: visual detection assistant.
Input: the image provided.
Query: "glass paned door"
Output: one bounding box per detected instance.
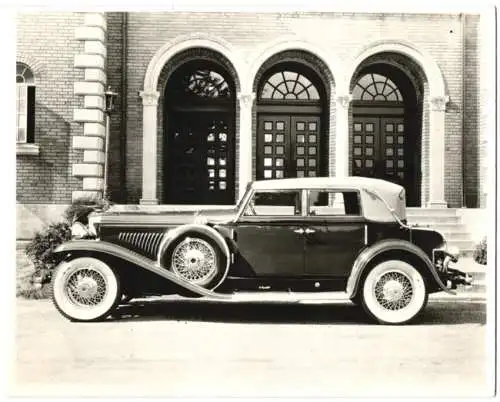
[291,116,321,178]
[352,116,407,187]
[166,112,234,204]
[352,117,379,178]
[257,116,290,180]
[257,115,321,180]
[380,117,406,184]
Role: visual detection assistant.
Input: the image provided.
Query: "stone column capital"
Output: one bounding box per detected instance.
[140,90,160,106]
[237,92,256,109]
[336,94,352,109]
[429,95,449,112]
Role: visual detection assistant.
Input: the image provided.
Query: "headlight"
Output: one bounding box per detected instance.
[88,214,100,237]
[71,222,90,239]
[447,245,460,261]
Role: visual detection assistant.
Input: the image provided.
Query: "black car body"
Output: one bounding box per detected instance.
[51,177,471,324]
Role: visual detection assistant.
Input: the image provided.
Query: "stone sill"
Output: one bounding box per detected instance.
[16,143,40,156]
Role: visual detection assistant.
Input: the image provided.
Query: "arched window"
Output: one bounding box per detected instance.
[260,71,320,100]
[352,73,403,102]
[164,61,236,205]
[16,62,36,143]
[256,64,325,181]
[168,66,233,102]
[183,70,231,98]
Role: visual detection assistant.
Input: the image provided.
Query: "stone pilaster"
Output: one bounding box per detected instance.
[428,95,449,208]
[140,90,160,205]
[237,92,256,201]
[72,12,107,201]
[335,94,351,178]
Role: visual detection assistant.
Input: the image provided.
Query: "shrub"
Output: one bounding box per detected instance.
[64,196,110,224]
[24,221,72,283]
[22,197,111,292]
[473,237,487,265]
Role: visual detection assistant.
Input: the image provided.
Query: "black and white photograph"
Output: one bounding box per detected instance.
[6,1,497,398]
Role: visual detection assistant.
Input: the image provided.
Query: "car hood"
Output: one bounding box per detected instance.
[94,206,237,227]
[192,209,237,224]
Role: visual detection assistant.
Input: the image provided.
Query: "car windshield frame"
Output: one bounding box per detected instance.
[236,188,305,221]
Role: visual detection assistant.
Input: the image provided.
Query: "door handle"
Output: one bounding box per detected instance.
[293,228,305,234]
[304,228,316,234]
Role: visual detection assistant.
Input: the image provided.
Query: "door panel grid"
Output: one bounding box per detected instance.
[352,116,407,187]
[258,115,321,180]
[167,113,234,204]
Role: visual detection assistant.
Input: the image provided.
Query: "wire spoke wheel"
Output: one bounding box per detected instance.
[52,257,120,322]
[171,237,218,286]
[65,268,108,307]
[373,271,414,311]
[362,260,427,325]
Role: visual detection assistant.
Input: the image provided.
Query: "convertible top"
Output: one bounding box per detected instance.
[251,177,406,222]
[251,176,401,192]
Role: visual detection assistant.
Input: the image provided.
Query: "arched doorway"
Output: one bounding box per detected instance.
[256,63,327,180]
[163,60,236,205]
[351,63,422,206]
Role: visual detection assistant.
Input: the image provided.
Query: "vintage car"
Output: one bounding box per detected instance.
[51,177,472,325]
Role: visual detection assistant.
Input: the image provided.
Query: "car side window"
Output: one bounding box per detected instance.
[308,190,361,216]
[243,191,301,216]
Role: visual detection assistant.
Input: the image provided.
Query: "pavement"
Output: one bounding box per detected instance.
[11,297,492,398]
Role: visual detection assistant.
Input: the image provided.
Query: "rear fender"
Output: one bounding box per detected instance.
[53,240,230,299]
[347,239,453,298]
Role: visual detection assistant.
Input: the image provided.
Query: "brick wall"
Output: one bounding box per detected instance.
[463,14,480,208]
[93,12,483,207]
[106,12,126,202]
[16,12,84,204]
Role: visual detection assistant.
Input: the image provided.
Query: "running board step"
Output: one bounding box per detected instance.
[203,291,351,304]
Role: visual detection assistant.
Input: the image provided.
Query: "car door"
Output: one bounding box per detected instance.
[303,189,366,277]
[233,190,305,277]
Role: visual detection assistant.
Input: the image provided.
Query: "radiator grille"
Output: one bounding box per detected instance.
[117,231,165,259]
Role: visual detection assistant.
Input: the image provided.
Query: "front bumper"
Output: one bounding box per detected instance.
[445,268,473,289]
[433,250,473,290]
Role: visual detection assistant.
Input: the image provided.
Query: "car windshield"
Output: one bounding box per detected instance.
[243,191,302,217]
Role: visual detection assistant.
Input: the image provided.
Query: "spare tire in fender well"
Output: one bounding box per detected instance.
[157,224,231,290]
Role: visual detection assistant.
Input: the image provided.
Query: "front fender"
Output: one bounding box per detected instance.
[53,240,230,299]
[346,239,454,298]
[156,224,231,288]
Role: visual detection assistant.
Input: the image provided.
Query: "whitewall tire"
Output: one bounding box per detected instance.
[361,260,428,325]
[52,257,120,322]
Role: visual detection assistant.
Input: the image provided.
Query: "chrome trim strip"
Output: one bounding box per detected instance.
[364,224,368,245]
[156,231,169,265]
[234,188,254,222]
[146,232,155,256]
[301,189,308,217]
[138,232,146,252]
[153,232,163,256]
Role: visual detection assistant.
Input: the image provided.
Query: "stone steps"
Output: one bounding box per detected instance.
[407,207,459,216]
[408,215,461,224]
[407,208,476,255]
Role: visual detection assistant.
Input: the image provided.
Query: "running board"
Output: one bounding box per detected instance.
[201,291,351,304]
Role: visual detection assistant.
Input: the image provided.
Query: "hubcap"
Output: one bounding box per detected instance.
[65,267,107,307]
[374,271,413,311]
[172,238,217,285]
